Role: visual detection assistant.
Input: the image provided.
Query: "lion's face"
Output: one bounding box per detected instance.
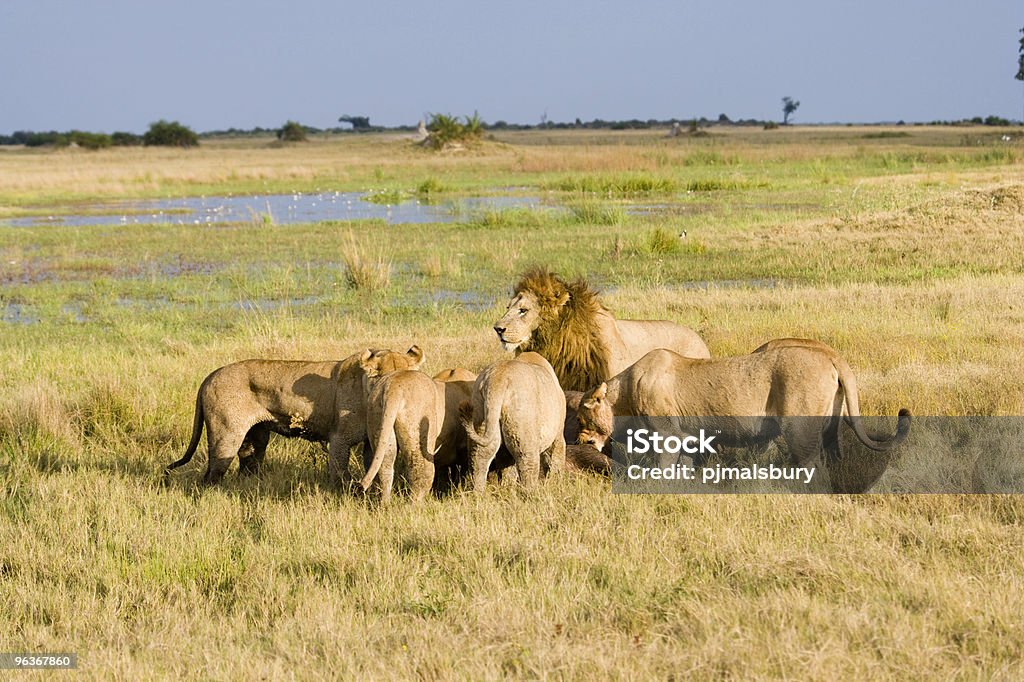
[576,383,614,451]
[493,290,544,352]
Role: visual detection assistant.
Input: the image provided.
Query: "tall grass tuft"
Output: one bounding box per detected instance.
[465,207,549,229]
[341,232,391,292]
[644,227,681,255]
[420,253,462,278]
[546,174,676,194]
[685,178,752,192]
[565,200,625,225]
[683,150,739,166]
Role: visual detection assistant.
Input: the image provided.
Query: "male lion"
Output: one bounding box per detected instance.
[459,352,566,492]
[493,268,710,392]
[164,346,423,485]
[575,346,911,492]
[358,358,478,502]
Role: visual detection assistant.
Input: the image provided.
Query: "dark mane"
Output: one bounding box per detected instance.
[513,268,611,392]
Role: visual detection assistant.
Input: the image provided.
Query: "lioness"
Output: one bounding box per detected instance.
[164,346,423,485]
[576,346,911,491]
[459,352,566,492]
[752,337,840,355]
[493,268,710,392]
[358,358,478,501]
[360,352,441,502]
[431,368,477,489]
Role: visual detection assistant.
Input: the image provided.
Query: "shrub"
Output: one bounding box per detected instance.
[277,120,307,142]
[111,131,143,146]
[364,189,405,205]
[69,131,112,150]
[143,120,199,148]
[416,177,449,196]
[423,112,485,150]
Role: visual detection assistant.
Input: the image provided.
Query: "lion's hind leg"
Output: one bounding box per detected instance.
[203,420,249,485]
[238,424,271,475]
[514,443,542,487]
[541,435,565,478]
[780,416,829,468]
[470,439,501,493]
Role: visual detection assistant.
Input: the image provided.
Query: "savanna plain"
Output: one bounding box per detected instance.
[2,126,1024,679]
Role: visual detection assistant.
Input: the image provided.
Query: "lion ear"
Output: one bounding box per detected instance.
[582,399,596,410]
[556,291,570,307]
[359,349,377,375]
[406,344,424,368]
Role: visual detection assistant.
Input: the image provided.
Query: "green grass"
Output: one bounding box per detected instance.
[363,188,407,205]
[2,127,1024,677]
[544,173,677,194]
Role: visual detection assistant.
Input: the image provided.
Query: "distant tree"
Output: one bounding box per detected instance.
[69,130,112,150]
[1017,27,1024,121]
[338,115,371,130]
[23,131,71,147]
[111,131,142,146]
[1017,27,1024,81]
[277,120,308,142]
[782,96,800,125]
[143,120,199,147]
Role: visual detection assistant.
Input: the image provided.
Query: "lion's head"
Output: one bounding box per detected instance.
[576,382,614,451]
[358,345,424,379]
[493,268,610,392]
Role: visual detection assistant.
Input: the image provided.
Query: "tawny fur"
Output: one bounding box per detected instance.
[576,344,912,493]
[493,268,710,392]
[459,352,567,492]
[164,346,424,486]
[359,361,478,502]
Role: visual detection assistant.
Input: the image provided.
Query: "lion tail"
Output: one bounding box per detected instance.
[164,392,205,476]
[834,357,912,451]
[360,396,402,492]
[459,392,502,450]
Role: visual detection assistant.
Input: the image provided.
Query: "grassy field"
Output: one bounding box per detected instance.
[2,126,1023,679]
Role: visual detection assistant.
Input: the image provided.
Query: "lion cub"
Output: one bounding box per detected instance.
[459,352,566,492]
[360,351,477,502]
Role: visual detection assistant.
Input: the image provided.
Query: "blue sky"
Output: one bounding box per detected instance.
[1,1,1021,133]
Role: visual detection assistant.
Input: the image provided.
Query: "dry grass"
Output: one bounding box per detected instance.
[2,127,1024,678]
[340,231,392,292]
